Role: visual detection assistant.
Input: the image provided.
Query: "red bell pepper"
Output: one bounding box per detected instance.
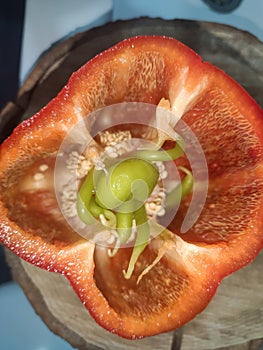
[0,36,263,339]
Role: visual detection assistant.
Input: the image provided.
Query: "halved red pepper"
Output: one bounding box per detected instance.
[0,36,263,339]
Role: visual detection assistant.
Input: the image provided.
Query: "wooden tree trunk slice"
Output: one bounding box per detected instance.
[2,18,263,349]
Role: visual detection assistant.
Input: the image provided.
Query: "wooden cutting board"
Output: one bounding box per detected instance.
[2,18,263,350]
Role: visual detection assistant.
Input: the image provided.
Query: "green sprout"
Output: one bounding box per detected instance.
[77,140,193,279]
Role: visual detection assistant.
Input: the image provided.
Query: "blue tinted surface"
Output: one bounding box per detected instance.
[0,282,74,350]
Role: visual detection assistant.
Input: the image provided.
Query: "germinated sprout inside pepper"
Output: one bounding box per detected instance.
[77,140,193,280]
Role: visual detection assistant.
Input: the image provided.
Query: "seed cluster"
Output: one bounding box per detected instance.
[99,130,132,146]
[61,189,78,218]
[145,161,167,219]
[100,130,132,159]
[66,151,94,179]
[146,183,166,218]
[33,164,49,182]
[62,130,167,235]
